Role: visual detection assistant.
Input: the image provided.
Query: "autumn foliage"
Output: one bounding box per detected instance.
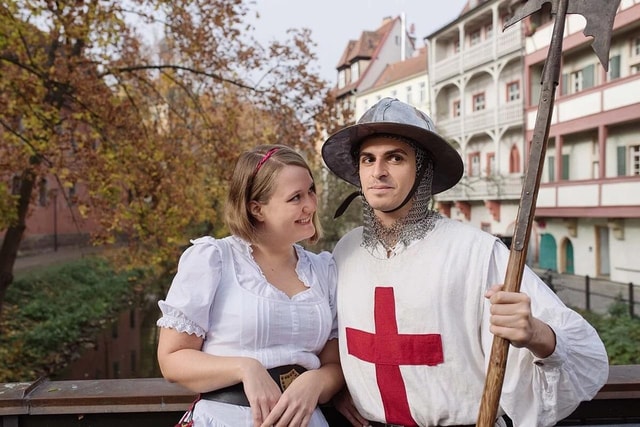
[0,0,342,316]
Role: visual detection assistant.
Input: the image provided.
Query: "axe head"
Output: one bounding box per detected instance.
[504,0,621,71]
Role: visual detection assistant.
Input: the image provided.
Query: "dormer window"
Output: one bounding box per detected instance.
[351,62,360,81]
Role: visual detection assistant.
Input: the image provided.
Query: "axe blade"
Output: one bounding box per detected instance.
[504,0,621,71]
[567,0,621,70]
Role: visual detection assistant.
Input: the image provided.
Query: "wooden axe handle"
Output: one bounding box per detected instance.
[476,0,569,425]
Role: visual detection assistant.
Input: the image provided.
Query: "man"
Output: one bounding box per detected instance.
[321,98,608,427]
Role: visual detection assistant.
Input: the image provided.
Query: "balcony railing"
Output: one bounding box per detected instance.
[437,102,523,141]
[432,22,522,85]
[1,365,639,426]
[437,175,524,202]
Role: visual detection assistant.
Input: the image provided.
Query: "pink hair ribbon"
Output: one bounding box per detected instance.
[254,147,280,175]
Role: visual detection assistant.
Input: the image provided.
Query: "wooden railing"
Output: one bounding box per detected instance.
[1,365,639,426]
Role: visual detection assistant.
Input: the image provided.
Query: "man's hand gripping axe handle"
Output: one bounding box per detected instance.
[476,1,620,425]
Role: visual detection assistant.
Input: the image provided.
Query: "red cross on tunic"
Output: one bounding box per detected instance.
[346,287,444,426]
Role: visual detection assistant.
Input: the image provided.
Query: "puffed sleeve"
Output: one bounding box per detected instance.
[323,251,339,340]
[483,241,609,427]
[156,237,223,338]
[306,249,339,340]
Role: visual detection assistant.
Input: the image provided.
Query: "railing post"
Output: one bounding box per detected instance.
[630,282,635,318]
[585,275,591,312]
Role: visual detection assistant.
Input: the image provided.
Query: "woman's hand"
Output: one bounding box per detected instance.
[259,370,321,427]
[241,360,283,427]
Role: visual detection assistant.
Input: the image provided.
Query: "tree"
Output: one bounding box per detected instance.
[0,0,337,317]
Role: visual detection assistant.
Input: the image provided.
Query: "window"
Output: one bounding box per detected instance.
[473,92,486,111]
[633,36,640,56]
[632,64,640,75]
[547,155,555,181]
[509,145,521,173]
[561,65,595,95]
[632,145,640,175]
[419,82,426,103]
[485,24,493,39]
[453,40,461,54]
[622,145,640,176]
[406,86,412,105]
[609,55,621,80]
[469,29,481,47]
[486,153,496,176]
[469,152,481,176]
[452,100,461,117]
[351,62,360,81]
[506,81,520,101]
[338,70,346,89]
[571,70,583,93]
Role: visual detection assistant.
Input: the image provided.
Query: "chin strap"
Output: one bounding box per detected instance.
[333,161,429,219]
[333,190,361,219]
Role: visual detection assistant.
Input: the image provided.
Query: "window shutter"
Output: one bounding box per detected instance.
[617,146,627,176]
[609,55,621,80]
[562,154,570,180]
[583,64,595,89]
[548,156,555,181]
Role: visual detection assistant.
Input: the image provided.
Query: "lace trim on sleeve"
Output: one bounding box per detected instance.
[156,303,206,338]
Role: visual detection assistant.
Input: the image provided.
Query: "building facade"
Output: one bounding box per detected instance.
[425,0,527,249]
[354,47,430,119]
[333,15,416,121]
[525,0,640,283]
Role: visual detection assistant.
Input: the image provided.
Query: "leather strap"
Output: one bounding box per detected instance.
[370,423,474,427]
[201,364,306,407]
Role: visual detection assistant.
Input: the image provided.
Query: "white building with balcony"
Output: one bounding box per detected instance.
[424,0,527,245]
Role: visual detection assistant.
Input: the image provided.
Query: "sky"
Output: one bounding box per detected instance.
[250,0,469,83]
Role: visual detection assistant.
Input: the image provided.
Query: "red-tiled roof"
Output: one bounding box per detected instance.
[372,46,427,88]
[335,17,397,69]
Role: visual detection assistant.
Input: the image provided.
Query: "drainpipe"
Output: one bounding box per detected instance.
[401,12,406,61]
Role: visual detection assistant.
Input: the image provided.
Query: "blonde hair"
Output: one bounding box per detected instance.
[224,144,322,244]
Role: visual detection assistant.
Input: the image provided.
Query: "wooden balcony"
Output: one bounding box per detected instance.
[1,365,639,426]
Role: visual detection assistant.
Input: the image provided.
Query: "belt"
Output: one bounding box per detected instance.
[370,424,474,427]
[200,364,306,407]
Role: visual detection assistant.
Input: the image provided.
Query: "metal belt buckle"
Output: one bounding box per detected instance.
[278,367,301,391]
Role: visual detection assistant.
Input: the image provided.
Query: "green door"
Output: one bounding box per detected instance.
[539,233,557,271]
[564,239,574,274]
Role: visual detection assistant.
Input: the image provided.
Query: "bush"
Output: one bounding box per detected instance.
[579,300,640,365]
[0,257,144,382]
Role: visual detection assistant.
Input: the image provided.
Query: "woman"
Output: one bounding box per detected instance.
[157,145,343,427]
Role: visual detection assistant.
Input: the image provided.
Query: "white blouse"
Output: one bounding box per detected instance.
[157,235,338,426]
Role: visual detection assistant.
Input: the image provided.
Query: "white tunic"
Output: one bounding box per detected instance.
[157,235,338,427]
[333,218,608,427]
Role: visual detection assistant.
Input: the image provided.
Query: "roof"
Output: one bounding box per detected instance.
[371,46,427,88]
[335,17,398,69]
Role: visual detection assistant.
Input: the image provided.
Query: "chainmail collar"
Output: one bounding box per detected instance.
[361,140,442,256]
